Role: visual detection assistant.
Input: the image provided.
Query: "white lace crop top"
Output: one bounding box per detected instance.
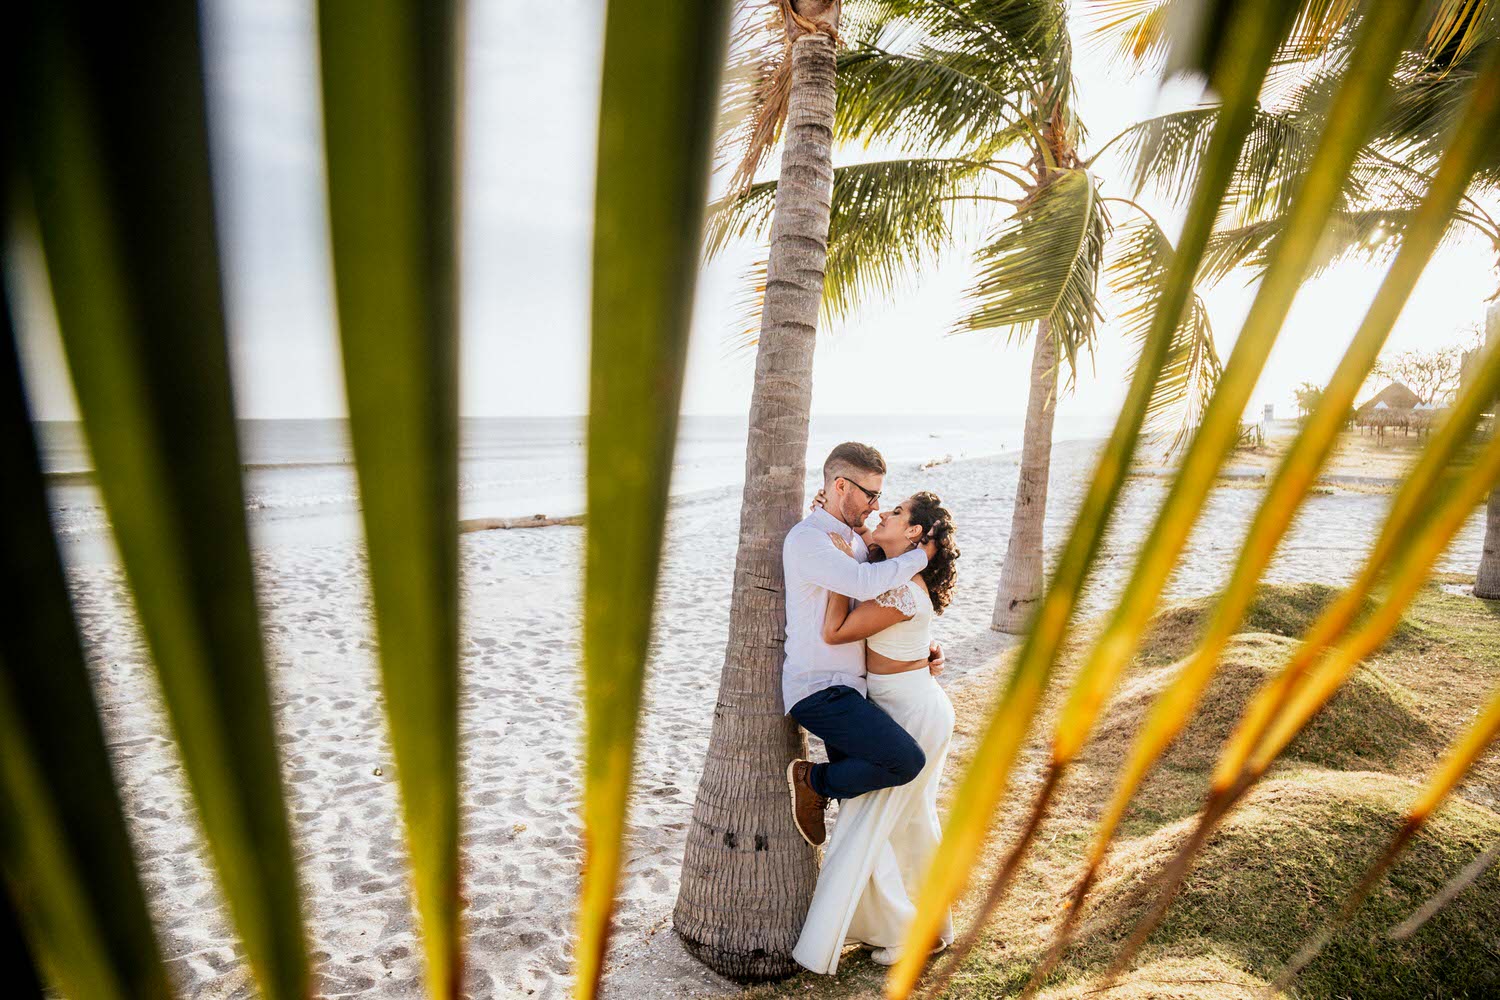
[865,580,934,661]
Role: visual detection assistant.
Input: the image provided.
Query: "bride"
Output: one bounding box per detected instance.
[792,490,960,973]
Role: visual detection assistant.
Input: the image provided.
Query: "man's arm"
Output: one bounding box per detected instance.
[790,528,928,600]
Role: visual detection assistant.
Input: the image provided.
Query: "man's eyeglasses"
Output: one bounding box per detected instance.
[840,476,881,504]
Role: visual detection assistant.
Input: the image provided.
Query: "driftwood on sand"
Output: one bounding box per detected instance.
[458,514,584,533]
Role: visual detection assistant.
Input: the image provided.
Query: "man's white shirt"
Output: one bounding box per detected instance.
[781,507,930,713]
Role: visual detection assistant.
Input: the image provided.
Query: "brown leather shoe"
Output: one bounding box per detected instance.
[787,759,828,847]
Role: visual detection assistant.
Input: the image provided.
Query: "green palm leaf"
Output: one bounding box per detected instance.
[574,1,732,996]
[823,158,995,320]
[1084,0,1175,67]
[0,289,169,998]
[835,44,1040,153]
[709,156,992,337]
[951,169,1110,379]
[1113,103,1406,226]
[1108,216,1222,451]
[15,6,308,995]
[317,3,461,994]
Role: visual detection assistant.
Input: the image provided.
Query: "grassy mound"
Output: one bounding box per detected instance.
[1133,582,1424,667]
[1092,633,1437,776]
[749,583,1500,1000]
[1051,769,1500,1000]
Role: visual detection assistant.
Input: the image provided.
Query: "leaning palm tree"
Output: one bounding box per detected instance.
[708,0,1224,635]
[673,0,846,980]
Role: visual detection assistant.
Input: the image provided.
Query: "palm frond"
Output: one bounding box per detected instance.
[839,0,1074,134]
[0,273,169,999]
[1047,0,1422,781]
[1421,0,1496,72]
[317,3,461,994]
[17,6,309,995]
[1034,67,1500,982]
[1281,0,1360,61]
[1109,99,1400,225]
[835,44,1037,153]
[1107,400,1500,985]
[1199,205,1469,284]
[1108,217,1222,452]
[951,169,1110,380]
[573,2,732,994]
[823,157,995,320]
[886,5,1305,995]
[926,11,1421,982]
[1377,41,1500,187]
[714,156,994,339]
[716,2,792,193]
[1081,0,1175,69]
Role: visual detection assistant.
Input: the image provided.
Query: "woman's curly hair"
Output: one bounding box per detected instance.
[905,491,959,614]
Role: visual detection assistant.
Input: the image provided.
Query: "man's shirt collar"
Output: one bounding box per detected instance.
[809,505,854,539]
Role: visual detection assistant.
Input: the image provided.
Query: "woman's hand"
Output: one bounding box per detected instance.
[810,488,827,511]
[828,531,854,558]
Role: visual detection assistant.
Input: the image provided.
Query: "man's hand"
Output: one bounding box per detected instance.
[928,641,945,677]
[921,534,938,561]
[810,488,827,511]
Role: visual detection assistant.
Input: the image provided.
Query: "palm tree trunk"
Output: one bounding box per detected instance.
[993,324,1059,633]
[1476,300,1500,598]
[673,30,835,980]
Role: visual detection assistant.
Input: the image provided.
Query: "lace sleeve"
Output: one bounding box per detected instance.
[873,584,918,617]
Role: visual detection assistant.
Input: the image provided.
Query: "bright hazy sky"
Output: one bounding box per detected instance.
[11,0,1499,422]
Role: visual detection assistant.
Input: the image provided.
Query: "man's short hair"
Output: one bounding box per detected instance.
[823,441,886,483]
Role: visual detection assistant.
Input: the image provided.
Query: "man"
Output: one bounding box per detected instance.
[783,442,943,847]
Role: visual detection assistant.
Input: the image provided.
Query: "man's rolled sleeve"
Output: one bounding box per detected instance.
[793,534,928,600]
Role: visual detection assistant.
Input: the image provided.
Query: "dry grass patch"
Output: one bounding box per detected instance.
[748,582,1500,999]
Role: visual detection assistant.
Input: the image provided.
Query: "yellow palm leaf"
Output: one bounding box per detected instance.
[885,5,1307,996]
[910,4,1423,993]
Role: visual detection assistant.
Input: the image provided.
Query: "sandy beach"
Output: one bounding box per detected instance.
[59,438,1490,998]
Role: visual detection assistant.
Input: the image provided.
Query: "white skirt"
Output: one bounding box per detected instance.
[792,668,956,974]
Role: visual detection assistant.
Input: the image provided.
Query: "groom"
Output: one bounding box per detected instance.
[783,441,943,847]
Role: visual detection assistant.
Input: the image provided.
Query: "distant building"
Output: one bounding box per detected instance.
[1355,382,1421,422]
[1355,382,1423,436]
[1263,403,1275,422]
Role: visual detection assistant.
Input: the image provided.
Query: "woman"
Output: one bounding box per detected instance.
[792,490,960,973]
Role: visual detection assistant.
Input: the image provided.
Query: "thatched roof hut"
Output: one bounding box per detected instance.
[1355,382,1421,422]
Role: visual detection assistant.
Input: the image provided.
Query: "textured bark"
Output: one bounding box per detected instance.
[993,324,1059,633]
[1476,300,1500,598]
[673,31,836,981]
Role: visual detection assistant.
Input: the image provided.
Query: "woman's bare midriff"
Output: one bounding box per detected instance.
[866,650,929,675]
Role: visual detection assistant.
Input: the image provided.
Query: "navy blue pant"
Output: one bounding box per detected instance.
[789,685,926,800]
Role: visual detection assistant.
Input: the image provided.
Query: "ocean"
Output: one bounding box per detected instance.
[36,413,1114,555]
